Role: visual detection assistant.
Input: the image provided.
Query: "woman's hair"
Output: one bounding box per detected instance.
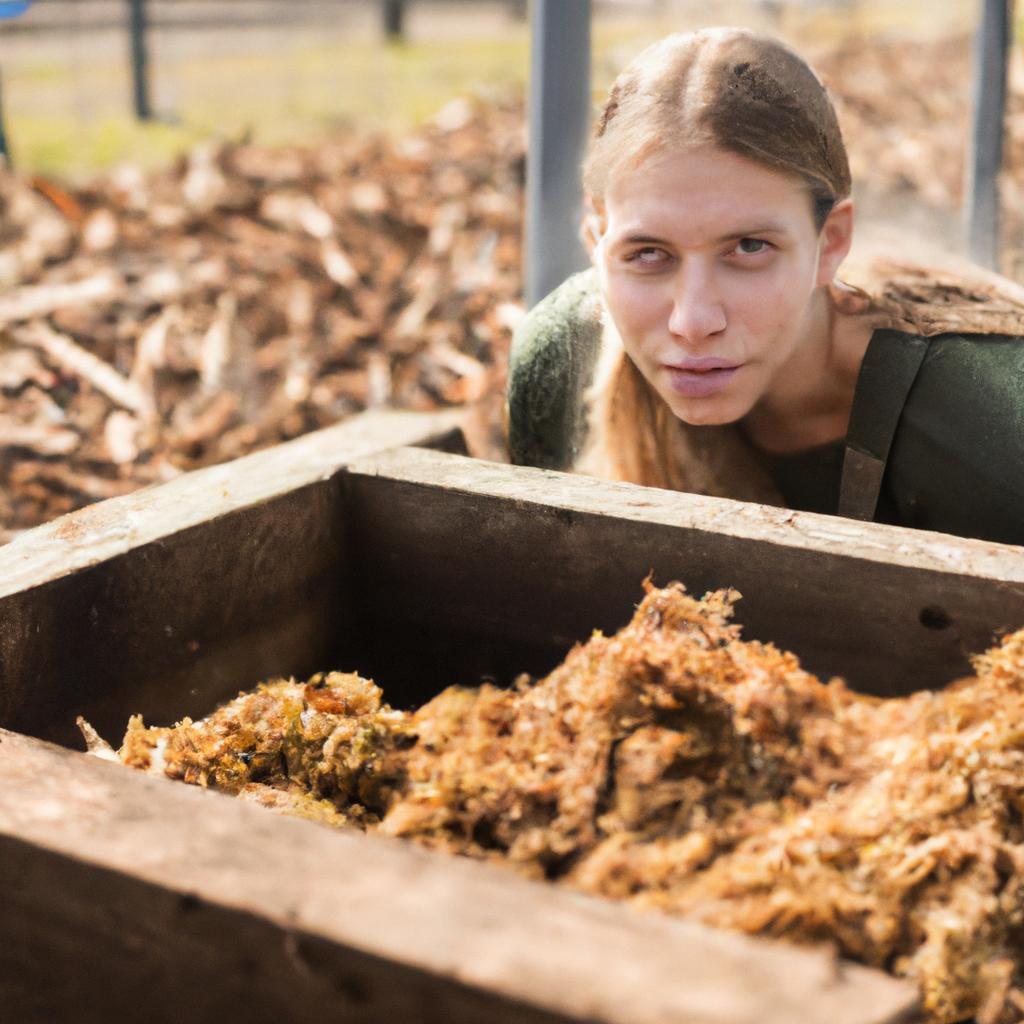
[585,27,851,228]
[581,28,850,499]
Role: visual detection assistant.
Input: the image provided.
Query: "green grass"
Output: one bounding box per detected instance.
[4,30,536,176]
[0,3,984,177]
[9,113,211,173]
[0,16,714,176]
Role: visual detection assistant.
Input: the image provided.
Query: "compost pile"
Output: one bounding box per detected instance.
[83,580,1024,1024]
[0,98,524,541]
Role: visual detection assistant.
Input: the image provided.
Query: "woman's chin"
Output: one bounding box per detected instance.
[665,394,747,428]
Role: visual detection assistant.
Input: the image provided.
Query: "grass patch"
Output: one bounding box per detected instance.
[8,113,212,176]
[1,4,983,177]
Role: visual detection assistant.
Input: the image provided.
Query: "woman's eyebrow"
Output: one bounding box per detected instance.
[713,223,788,242]
[614,224,790,247]
[617,233,667,246]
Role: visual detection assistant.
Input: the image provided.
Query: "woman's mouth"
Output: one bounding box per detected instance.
[663,359,741,398]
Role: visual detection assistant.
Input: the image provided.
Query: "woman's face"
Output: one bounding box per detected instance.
[596,146,846,426]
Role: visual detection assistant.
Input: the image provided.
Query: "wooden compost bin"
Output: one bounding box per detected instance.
[7,408,1024,1024]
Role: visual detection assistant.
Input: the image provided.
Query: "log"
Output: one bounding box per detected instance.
[340,447,1024,703]
[0,727,919,1024]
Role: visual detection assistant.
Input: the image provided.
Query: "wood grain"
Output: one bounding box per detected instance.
[0,728,919,1024]
[341,447,1024,699]
[0,410,464,744]
[0,408,464,601]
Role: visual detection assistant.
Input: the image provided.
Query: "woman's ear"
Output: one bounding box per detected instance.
[816,197,854,287]
[581,196,607,261]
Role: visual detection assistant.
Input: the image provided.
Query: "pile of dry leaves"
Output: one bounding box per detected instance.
[0,97,525,540]
[817,32,1024,272]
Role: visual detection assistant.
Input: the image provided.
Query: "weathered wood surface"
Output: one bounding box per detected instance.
[0,409,464,744]
[0,728,920,1024]
[0,408,463,600]
[342,447,1024,699]
[6,431,1024,742]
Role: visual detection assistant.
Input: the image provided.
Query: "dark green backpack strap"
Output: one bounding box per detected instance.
[838,329,929,521]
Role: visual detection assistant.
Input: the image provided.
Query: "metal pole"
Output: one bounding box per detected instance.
[128,0,153,121]
[0,1,34,164]
[965,0,1011,270]
[525,0,591,307]
[383,1,406,41]
[0,68,9,167]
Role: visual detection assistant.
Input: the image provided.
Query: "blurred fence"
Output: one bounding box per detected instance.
[0,0,977,167]
[0,0,546,172]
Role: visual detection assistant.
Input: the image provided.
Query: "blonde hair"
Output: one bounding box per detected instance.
[581,28,852,499]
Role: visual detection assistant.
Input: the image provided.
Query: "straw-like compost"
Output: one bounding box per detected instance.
[82,581,1024,1024]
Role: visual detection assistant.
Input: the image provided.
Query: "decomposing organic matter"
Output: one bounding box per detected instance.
[82,581,1024,1023]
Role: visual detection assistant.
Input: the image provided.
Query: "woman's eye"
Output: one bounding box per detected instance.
[735,238,769,255]
[628,247,667,265]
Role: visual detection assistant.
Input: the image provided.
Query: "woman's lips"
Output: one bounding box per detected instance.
[663,361,740,398]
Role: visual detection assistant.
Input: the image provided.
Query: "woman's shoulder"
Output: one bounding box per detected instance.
[839,260,1024,544]
[890,327,1024,455]
[507,268,605,469]
[905,327,1024,443]
[859,258,1024,411]
[854,258,1024,452]
[871,321,1024,546]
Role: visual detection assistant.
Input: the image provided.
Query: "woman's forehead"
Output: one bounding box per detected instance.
[603,146,814,237]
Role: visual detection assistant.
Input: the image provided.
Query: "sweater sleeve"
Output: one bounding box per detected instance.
[507,268,604,471]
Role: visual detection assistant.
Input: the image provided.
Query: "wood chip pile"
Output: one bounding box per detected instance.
[0,98,525,542]
[816,35,973,213]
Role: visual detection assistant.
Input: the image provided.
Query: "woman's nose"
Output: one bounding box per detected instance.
[667,269,727,343]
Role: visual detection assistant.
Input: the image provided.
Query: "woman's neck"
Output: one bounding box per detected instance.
[741,289,876,455]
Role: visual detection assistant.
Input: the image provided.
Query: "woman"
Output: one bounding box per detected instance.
[508,28,1024,547]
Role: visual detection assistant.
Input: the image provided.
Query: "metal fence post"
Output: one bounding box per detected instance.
[966,0,1011,270]
[525,0,592,307]
[0,69,9,167]
[128,0,153,121]
[383,1,406,41]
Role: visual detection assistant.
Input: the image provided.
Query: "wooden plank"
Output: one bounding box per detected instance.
[0,410,464,744]
[341,447,1024,699]
[0,728,920,1024]
[0,408,464,600]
